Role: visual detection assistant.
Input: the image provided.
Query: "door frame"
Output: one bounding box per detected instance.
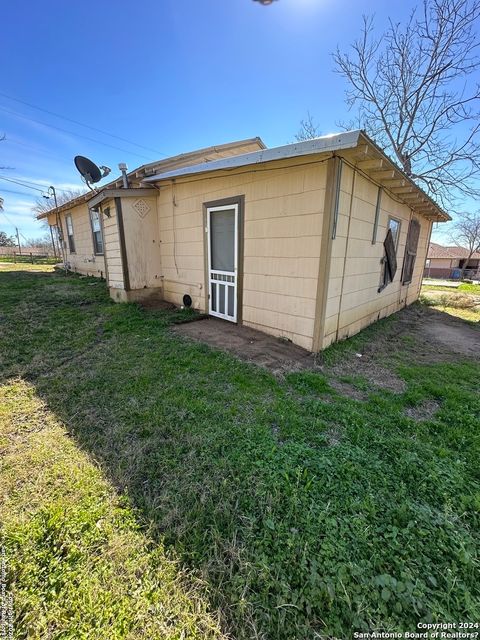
[203,195,244,324]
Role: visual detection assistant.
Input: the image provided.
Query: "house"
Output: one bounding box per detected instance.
[425,242,480,279]
[39,130,449,352]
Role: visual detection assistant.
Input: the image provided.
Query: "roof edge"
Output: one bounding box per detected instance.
[144,130,449,223]
[143,131,362,183]
[36,136,266,220]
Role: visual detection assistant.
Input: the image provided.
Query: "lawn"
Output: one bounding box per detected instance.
[1,265,479,639]
[420,282,480,323]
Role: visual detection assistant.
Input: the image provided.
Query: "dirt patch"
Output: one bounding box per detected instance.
[173,318,316,375]
[323,425,343,446]
[139,299,177,311]
[174,305,479,380]
[417,310,480,358]
[404,399,441,422]
[323,306,479,390]
[330,361,406,394]
[329,379,369,401]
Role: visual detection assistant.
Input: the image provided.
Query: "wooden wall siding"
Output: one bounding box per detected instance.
[62,203,106,278]
[321,163,431,349]
[101,200,123,289]
[157,160,328,350]
[121,197,162,291]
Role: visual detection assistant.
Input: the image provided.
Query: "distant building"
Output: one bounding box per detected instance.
[425,242,480,279]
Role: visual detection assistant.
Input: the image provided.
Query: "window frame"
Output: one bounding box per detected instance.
[387,216,401,250]
[65,213,76,254]
[89,208,104,256]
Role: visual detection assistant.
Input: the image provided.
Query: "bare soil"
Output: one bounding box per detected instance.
[173,306,479,397]
[404,399,441,422]
[172,317,315,375]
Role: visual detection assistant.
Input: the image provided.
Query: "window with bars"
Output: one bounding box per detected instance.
[90,209,104,255]
[65,214,75,253]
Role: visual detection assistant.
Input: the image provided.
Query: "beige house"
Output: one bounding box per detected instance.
[40,131,449,352]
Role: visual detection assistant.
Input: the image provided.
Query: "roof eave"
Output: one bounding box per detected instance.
[143,129,449,223]
[143,130,362,183]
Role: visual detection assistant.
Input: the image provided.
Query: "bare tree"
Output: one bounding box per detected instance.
[295,112,321,142]
[333,0,480,209]
[24,234,55,252]
[451,211,480,278]
[32,189,86,218]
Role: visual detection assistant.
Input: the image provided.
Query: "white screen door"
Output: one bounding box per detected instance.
[207,204,238,322]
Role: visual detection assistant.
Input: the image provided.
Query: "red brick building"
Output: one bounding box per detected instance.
[425,242,480,279]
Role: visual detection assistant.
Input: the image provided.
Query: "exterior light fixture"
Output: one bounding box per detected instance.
[253,0,277,5]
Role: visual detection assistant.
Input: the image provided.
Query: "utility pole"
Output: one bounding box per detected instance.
[49,225,57,258]
[46,185,67,271]
[15,227,21,254]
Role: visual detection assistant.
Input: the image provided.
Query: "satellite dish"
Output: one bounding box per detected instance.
[74,156,111,190]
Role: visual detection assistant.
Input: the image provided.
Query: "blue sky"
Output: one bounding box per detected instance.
[0,0,454,242]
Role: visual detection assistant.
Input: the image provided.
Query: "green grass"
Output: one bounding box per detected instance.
[1,265,479,639]
[0,381,223,640]
[458,282,480,294]
[420,285,479,323]
[422,283,480,294]
[0,255,58,265]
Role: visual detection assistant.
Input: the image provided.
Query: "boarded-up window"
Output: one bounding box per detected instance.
[401,219,421,284]
[378,228,398,292]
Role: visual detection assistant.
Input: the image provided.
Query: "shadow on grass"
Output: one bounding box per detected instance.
[1,270,479,639]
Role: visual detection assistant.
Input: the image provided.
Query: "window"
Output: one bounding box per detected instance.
[388,217,401,249]
[65,214,75,253]
[401,219,421,284]
[90,209,104,255]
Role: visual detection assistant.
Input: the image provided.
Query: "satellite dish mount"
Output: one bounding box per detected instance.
[74,156,111,191]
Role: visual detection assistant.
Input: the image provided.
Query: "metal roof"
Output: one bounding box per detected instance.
[36,137,266,220]
[143,130,450,222]
[144,131,362,182]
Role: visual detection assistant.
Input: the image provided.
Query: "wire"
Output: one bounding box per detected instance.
[0,207,38,244]
[0,187,38,198]
[4,138,73,164]
[0,175,85,197]
[0,91,169,157]
[0,175,45,193]
[0,208,19,229]
[0,105,157,161]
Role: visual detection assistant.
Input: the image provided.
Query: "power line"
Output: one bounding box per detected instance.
[0,175,45,193]
[0,91,169,157]
[0,187,38,198]
[0,105,157,162]
[0,209,16,226]
[0,209,24,237]
[0,207,39,244]
[4,138,73,164]
[0,175,82,196]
